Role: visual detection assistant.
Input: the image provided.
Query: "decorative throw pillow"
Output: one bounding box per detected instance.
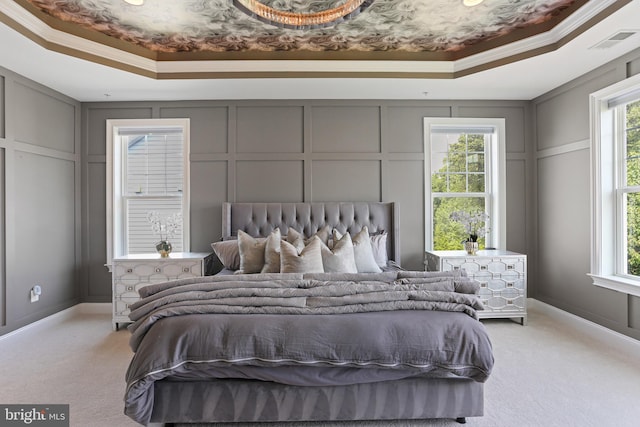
[333,226,381,273]
[280,236,324,273]
[236,230,267,274]
[321,232,357,273]
[286,225,331,246]
[370,231,388,268]
[261,228,282,273]
[211,239,241,270]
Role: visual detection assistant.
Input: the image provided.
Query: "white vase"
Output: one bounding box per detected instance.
[464,241,478,255]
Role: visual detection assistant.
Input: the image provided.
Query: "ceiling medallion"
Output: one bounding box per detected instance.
[233,0,375,29]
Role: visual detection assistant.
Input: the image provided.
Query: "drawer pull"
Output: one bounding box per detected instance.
[183,267,190,273]
[155,268,161,273]
[126,268,133,273]
[453,266,460,270]
[480,265,487,270]
[126,285,134,291]
[480,283,487,288]
[507,265,514,270]
[507,300,513,305]
[507,282,513,287]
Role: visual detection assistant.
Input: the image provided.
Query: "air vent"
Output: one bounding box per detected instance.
[590,30,639,49]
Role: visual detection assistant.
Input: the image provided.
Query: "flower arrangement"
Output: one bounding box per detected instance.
[147,211,182,242]
[450,210,489,242]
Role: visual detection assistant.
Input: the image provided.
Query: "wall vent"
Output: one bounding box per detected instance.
[590,30,639,49]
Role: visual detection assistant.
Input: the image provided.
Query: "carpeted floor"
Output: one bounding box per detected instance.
[1,300,639,427]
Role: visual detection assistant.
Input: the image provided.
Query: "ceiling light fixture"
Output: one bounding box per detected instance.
[233,0,375,29]
[123,0,144,5]
[463,0,484,6]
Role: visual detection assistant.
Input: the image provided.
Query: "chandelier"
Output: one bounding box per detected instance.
[233,0,375,29]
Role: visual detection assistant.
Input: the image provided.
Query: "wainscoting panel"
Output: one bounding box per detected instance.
[12,151,77,319]
[236,106,304,154]
[535,68,619,150]
[12,82,76,153]
[190,161,228,252]
[386,106,450,154]
[311,106,381,153]
[86,161,111,299]
[236,160,304,202]
[537,149,628,325]
[0,76,4,139]
[311,160,380,202]
[160,106,229,154]
[506,159,527,255]
[387,160,424,270]
[0,148,4,327]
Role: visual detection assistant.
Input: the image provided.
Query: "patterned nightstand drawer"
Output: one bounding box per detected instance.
[111,252,214,330]
[425,249,527,325]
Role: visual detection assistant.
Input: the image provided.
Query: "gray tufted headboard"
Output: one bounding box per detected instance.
[222,202,400,264]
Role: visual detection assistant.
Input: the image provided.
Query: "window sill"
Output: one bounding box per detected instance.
[588,274,640,298]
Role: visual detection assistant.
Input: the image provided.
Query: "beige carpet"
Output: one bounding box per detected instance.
[1,300,639,427]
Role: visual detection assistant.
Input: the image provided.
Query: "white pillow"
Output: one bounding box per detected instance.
[280,236,324,273]
[370,231,388,268]
[261,228,282,273]
[236,230,267,274]
[321,232,357,273]
[333,226,381,273]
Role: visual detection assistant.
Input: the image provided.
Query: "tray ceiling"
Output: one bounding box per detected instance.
[20,0,585,61]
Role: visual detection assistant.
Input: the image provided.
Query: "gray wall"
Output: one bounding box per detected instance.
[532,47,640,340]
[0,66,81,336]
[81,100,532,302]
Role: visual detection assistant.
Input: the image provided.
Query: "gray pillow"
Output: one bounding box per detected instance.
[261,228,282,273]
[286,225,331,245]
[236,230,266,274]
[211,239,240,270]
[321,232,357,273]
[280,236,324,274]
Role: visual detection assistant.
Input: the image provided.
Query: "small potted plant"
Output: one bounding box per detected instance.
[147,211,182,257]
[450,210,489,255]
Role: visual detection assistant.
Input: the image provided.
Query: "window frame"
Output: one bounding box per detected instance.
[589,73,640,298]
[423,117,506,251]
[106,118,191,268]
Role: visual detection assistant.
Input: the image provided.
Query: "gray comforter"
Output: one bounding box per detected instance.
[124,271,494,425]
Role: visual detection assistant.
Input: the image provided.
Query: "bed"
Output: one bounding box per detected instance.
[124,202,494,426]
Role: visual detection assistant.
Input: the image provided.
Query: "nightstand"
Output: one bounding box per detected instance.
[425,249,527,325]
[112,252,214,330]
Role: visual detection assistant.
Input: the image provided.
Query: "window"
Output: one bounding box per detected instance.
[590,74,640,297]
[106,119,190,267]
[424,117,506,251]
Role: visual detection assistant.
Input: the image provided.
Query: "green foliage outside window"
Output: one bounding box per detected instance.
[626,100,640,276]
[432,133,488,250]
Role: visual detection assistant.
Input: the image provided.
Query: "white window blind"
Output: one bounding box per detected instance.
[123,132,184,254]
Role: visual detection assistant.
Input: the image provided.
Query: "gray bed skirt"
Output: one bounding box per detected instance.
[149,377,483,425]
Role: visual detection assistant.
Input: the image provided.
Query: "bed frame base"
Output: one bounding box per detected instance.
[148,377,483,425]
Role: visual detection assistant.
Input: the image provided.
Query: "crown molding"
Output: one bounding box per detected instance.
[0,0,630,80]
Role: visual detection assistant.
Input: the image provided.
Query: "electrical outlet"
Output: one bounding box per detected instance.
[30,285,42,303]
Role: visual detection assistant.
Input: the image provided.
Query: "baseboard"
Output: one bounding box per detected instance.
[528,298,640,355]
[0,303,111,342]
